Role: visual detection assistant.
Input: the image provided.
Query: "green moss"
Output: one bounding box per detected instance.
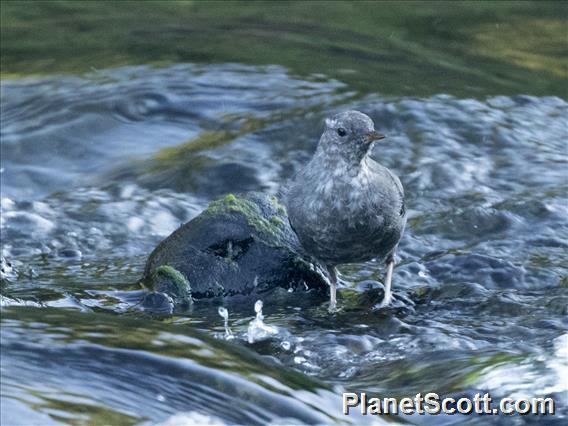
[203,195,289,246]
[270,195,287,215]
[338,288,380,310]
[224,194,237,203]
[412,286,429,298]
[236,203,280,238]
[151,265,192,305]
[270,216,285,227]
[154,265,188,287]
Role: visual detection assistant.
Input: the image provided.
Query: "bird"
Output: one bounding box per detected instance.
[284,110,406,310]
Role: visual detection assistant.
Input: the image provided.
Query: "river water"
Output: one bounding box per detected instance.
[0,1,568,426]
[1,62,566,425]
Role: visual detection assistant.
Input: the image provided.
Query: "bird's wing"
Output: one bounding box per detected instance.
[371,160,406,217]
[386,168,404,198]
[385,169,406,217]
[368,159,405,197]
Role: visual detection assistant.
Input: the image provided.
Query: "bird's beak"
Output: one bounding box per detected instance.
[365,131,386,143]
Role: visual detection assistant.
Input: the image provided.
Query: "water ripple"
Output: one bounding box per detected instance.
[2,64,567,424]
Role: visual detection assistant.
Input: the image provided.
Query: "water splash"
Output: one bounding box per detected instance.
[217,307,234,340]
[247,300,278,344]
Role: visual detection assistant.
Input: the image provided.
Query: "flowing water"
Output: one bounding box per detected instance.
[1,3,567,425]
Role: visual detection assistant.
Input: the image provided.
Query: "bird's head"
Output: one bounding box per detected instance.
[317,110,385,165]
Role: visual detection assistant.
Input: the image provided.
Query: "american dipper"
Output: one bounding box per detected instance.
[284,111,406,310]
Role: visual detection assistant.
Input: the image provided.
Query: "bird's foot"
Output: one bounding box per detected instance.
[327,269,338,312]
[374,290,392,309]
[375,257,395,309]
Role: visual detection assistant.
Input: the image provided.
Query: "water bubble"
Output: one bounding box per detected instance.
[218,306,234,340]
[280,341,291,351]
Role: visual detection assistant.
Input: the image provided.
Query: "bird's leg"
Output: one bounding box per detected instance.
[378,255,395,308]
[327,265,337,312]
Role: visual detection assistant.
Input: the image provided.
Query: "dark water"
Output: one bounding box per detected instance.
[1,63,566,425]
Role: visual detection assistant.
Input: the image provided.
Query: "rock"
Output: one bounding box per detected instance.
[1,256,17,281]
[146,265,192,307]
[141,291,175,314]
[141,192,328,302]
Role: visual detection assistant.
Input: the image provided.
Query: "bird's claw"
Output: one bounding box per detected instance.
[374,289,392,309]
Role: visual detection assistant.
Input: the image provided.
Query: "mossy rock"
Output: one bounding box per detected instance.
[141,192,328,303]
[147,265,192,308]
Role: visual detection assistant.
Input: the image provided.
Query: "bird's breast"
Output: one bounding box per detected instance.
[286,163,405,264]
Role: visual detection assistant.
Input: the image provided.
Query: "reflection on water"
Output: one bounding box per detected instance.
[1,63,567,424]
[0,64,349,200]
[2,2,566,97]
[1,307,370,425]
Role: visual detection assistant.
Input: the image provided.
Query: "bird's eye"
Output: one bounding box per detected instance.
[337,128,347,137]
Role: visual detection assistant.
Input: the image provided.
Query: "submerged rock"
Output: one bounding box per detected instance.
[141,192,328,305]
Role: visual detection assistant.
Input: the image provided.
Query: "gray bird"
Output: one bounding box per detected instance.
[284,111,406,310]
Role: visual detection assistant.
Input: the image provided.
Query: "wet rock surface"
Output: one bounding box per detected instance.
[141,192,328,301]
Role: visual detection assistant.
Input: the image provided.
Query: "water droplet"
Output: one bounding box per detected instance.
[281,341,291,351]
[254,300,263,315]
[218,306,233,340]
[294,356,306,364]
